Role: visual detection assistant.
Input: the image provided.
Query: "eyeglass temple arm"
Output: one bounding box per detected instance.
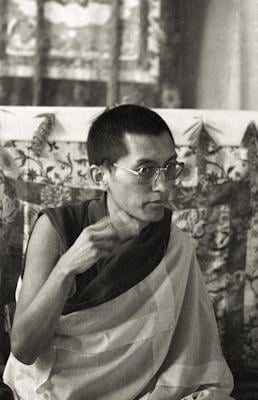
[112,163,139,176]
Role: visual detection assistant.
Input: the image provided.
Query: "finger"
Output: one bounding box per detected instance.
[91,224,119,241]
[91,216,112,231]
[89,243,120,264]
[85,217,117,239]
[95,237,122,250]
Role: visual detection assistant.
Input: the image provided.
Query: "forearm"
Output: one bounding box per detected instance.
[10,213,121,365]
[11,258,75,365]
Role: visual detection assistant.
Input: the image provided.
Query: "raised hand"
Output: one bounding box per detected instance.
[60,216,121,276]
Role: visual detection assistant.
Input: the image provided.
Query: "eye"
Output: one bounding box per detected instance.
[138,166,156,178]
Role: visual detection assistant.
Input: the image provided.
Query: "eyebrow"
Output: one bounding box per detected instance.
[134,154,177,168]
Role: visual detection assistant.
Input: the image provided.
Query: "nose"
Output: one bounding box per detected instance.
[152,169,168,192]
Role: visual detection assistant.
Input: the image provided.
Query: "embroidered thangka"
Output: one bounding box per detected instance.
[0,117,258,392]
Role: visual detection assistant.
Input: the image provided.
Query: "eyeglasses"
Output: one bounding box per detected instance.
[104,160,184,185]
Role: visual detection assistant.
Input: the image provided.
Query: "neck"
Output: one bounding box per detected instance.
[106,191,149,240]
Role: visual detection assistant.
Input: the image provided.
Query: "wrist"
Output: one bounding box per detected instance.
[55,254,76,283]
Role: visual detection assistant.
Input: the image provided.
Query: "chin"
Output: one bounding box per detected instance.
[141,208,165,223]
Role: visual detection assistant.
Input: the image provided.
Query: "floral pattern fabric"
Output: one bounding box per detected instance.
[0,119,258,389]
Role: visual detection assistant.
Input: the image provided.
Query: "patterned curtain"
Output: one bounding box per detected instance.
[0,0,181,108]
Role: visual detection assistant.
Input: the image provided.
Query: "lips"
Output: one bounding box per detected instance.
[147,200,165,206]
[149,199,165,204]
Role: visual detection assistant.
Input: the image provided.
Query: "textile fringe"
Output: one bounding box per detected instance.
[0,0,7,59]
[33,0,45,106]
[138,0,149,69]
[0,0,8,103]
[159,0,182,107]
[107,0,121,107]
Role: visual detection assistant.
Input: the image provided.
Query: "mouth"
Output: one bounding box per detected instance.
[149,199,166,204]
[146,200,165,207]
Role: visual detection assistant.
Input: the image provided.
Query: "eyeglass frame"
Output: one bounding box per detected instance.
[103,159,184,185]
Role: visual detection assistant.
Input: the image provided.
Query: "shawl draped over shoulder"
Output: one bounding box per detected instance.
[3,198,234,400]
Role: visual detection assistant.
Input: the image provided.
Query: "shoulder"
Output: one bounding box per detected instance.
[40,201,90,227]
[22,213,61,279]
[164,222,201,308]
[39,201,91,250]
[164,221,197,277]
[170,222,196,253]
[28,213,60,250]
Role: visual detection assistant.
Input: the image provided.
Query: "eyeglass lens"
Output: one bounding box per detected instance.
[138,163,183,183]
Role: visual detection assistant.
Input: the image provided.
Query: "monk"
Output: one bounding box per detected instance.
[4,104,234,399]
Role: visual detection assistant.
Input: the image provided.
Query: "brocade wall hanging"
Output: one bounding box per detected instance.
[0,107,258,399]
[0,0,181,107]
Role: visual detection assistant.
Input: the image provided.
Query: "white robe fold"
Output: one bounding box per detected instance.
[3,223,234,400]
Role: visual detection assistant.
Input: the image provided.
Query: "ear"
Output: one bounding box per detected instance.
[89,165,109,191]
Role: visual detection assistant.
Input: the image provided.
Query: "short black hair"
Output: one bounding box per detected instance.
[87,104,175,165]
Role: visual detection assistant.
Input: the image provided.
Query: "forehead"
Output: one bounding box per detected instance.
[120,132,176,165]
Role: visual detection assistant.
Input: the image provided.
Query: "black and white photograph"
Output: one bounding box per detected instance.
[0,1,258,399]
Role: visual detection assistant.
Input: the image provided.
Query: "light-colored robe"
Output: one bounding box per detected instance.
[3,223,234,400]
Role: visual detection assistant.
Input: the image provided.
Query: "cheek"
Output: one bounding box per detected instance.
[110,182,147,208]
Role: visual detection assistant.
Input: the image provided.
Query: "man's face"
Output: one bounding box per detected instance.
[106,131,177,222]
